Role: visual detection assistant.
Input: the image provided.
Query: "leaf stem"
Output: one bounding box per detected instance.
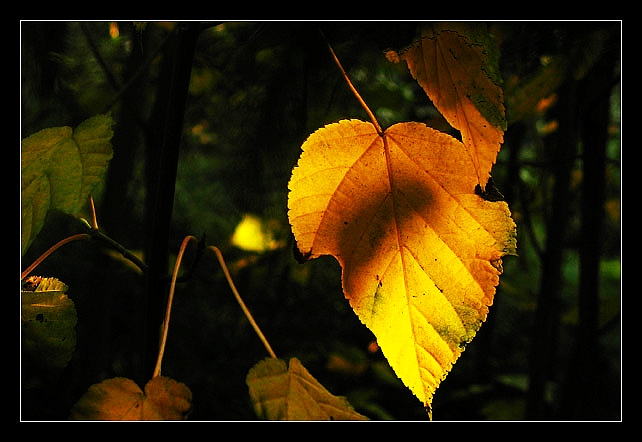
[154,235,198,377]
[89,195,99,229]
[21,233,91,280]
[210,246,277,359]
[326,40,383,135]
[80,218,149,274]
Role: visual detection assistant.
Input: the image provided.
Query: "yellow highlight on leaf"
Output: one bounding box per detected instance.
[287,119,516,412]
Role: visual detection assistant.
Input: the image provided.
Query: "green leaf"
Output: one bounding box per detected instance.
[21,114,114,255]
[21,277,77,379]
[73,113,116,201]
[247,357,369,420]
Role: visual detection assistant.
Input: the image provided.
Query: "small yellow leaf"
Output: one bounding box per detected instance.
[247,357,368,420]
[69,376,192,420]
[288,119,516,412]
[231,213,285,252]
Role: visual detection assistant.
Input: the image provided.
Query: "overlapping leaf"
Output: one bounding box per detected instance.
[388,23,506,186]
[288,119,516,412]
[21,114,114,255]
[287,24,516,415]
[247,357,368,420]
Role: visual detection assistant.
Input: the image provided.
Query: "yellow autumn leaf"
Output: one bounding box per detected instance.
[389,23,506,186]
[287,119,516,413]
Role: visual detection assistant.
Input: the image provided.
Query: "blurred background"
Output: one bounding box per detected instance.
[21,21,620,420]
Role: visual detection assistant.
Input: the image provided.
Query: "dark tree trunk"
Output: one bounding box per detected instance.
[525,78,578,420]
[560,28,619,419]
[140,23,201,384]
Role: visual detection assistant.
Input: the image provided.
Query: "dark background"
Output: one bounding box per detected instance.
[21,21,621,420]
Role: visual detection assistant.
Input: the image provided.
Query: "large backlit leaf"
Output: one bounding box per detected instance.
[21,276,77,378]
[287,119,516,412]
[69,376,192,420]
[21,114,114,255]
[247,357,368,420]
[388,23,506,186]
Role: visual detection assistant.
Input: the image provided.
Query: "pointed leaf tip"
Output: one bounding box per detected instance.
[288,119,516,410]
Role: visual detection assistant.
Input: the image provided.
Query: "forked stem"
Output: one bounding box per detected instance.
[22,197,147,281]
[210,246,277,359]
[326,40,383,135]
[153,240,277,377]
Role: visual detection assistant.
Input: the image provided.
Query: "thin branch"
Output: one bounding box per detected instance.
[154,235,198,377]
[79,218,149,274]
[210,246,277,359]
[324,36,383,135]
[89,195,99,229]
[21,234,91,280]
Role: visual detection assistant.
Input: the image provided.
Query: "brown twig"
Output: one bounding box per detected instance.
[154,235,198,377]
[210,246,277,359]
[21,234,91,280]
[325,38,383,136]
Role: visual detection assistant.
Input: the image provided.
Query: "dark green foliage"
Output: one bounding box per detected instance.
[21,21,620,420]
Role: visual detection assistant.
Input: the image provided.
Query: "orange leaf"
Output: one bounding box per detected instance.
[390,23,506,186]
[69,376,192,420]
[288,119,516,412]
